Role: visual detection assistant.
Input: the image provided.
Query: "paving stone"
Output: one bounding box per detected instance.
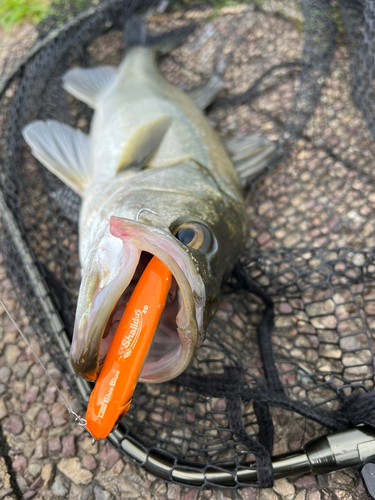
[0,399,8,420]
[117,480,140,498]
[0,367,11,383]
[327,471,354,487]
[183,490,200,500]
[94,485,113,500]
[259,489,278,500]
[356,479,366,495]
[167,484,181,500]
[0,458,11,490]
[240,487,259,500]
[22,441,36,458]
[23,492,36,500]
[153,481,167,497]
[5,345,20,365]
[13,380,25,394]
[51,405,68,427]
[62,435,76,457]
[81,484,95,500]
[3,415,23,434]
[82,454,97,471]
[81,436,99,454]
[57,457,93,485]
[15,361,33,379]
[51,476,69,497]
[28,462,42,477]
[20,402,28,413]
[99,443,121,469]
[332,491,351,500]
[279,302,293,314]
[12,455,27,473]
[0,489,13,500]
[25,405,40,423]
[294,476,317,488]
[322,493,333,500]
[36,409,51,429]
[273,478,295,500]
[111,459,124,477]
[44,386,56,404]
[72,425,85,437]
[33,437,47,459]
[29,475,43,489]
[48,437,61,453]
[41,463,54,487]
[24,386,39,404]
[16,474,28,494]
[307,490,321,500]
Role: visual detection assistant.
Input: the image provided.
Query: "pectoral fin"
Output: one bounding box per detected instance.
[22,120,90,194]
[117,116,171,173]
[188,75,224,110]
[224,135,279,187]
[62,66,117,108]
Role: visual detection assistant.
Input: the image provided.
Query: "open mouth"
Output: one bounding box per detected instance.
[98,251,182,379]
[71,216,204,384]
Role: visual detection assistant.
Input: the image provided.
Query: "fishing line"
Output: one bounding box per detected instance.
[0,299,97,443]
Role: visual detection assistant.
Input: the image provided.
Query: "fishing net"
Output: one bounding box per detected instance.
[1,0,375,490]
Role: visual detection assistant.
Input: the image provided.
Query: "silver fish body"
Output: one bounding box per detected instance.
[23,46,247,383]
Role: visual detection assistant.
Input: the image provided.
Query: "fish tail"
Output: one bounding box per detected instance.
[123,15,196,55]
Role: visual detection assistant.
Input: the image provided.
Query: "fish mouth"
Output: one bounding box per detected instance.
[70,216,204,383]
[98,251,181,378]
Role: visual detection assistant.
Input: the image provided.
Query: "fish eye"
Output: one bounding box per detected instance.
[173,222,213,254]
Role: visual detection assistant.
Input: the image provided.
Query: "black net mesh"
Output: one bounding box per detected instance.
[1,0,375,489]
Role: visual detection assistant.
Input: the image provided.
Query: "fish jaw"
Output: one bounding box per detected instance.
[70,232,141,379]
[70,217,203,384]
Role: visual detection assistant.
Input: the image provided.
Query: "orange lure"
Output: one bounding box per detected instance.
[86,256,172,439]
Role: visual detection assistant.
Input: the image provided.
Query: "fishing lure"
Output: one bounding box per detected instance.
[85,256,172,439]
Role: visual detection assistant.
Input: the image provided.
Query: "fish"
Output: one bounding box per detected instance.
[22,21,276,384]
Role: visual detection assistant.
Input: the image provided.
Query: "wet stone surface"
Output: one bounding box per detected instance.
[0,2,374,500]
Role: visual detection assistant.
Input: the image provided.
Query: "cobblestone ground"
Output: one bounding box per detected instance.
[0,286,368,500]
[0,2,372,500]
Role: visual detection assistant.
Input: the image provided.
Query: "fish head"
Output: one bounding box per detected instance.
[70,162,246,383]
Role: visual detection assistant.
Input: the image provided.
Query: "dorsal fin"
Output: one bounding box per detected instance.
[223,134,278,188]
[62,66,117,108]
[123,14,196,54]
[22,120,91,194]
[117,116,171,173]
